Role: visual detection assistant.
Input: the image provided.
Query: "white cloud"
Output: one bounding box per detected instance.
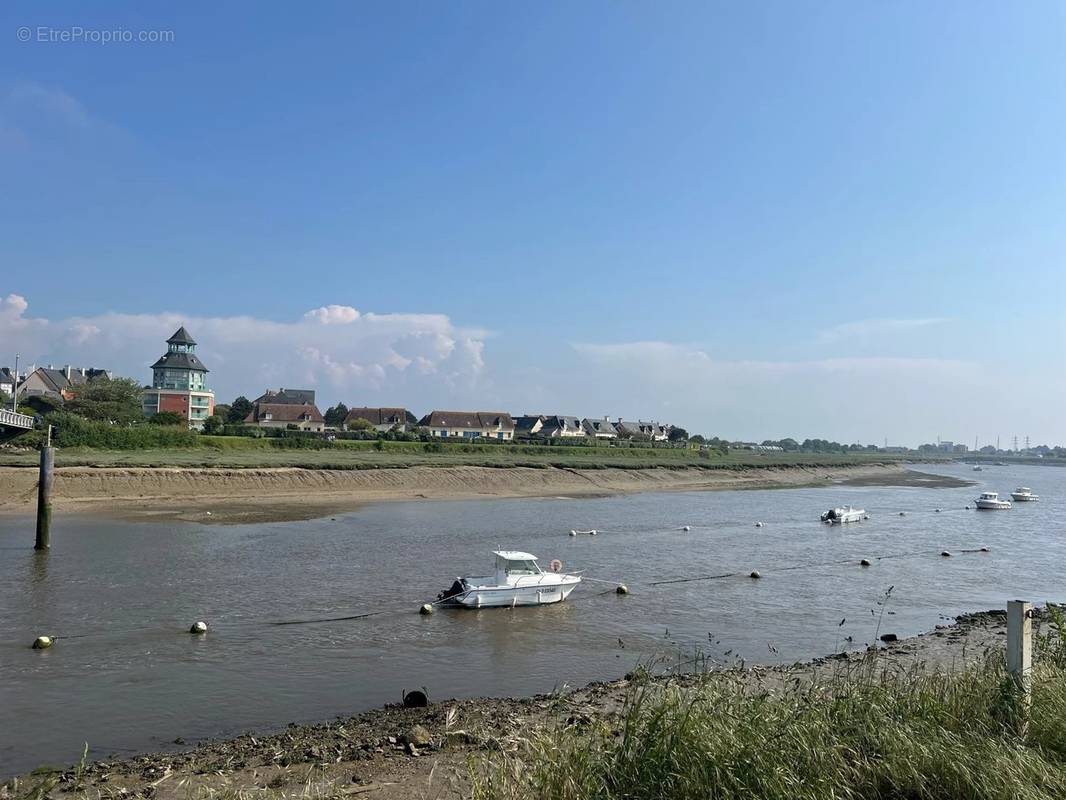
[8,83,91,129]
[569,340,995,445]
[817,317,950,344]
[0,295,487,408]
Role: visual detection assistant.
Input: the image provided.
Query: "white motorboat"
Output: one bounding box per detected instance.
[821,506,866,524]
[975,491,1011,510]
[1010,487,1039,502]
[972,465,983,471]
[436,551,581,608]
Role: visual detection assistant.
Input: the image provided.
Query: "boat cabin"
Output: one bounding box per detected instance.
[493,550,544,582]
[979,492,999,500]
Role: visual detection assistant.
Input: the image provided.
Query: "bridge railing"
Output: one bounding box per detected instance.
[0,408,35,430]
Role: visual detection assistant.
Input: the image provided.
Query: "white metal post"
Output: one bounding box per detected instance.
[1007,600,1032,710]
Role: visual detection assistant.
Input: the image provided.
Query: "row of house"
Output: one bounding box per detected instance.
[236,391,674,442]
[2,364,113,404]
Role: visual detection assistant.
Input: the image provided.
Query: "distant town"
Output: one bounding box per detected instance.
[4,326,1063,457]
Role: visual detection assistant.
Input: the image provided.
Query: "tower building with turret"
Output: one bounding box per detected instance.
[141,326,215,428]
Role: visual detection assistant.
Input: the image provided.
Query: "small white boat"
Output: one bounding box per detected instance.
[821,506,866,524]
[975,491,1011,510]
[436,551,581,608]
[1010,487,1039,502]
[972,465,983,471]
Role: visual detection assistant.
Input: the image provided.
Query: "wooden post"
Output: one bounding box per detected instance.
[1007,600,1032,710]
[35,442,54,550]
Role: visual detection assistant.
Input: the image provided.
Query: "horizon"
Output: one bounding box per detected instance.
[3,3,1064,447]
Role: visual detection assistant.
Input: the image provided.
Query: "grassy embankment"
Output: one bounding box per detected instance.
[474,615,1066,800]
[0,436,912,471]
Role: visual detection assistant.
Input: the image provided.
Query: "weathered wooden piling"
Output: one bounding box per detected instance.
[35,443,54,550]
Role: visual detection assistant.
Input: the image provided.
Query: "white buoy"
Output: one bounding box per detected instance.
[750,570,762,579]
[589,529,598,536]
[569,530,577,536]
[616,584,629,595]
[681,525,691,532]
[899,511,906,516]
[419,603,433,615]
[755,522,763,528]
[32,635,53,649]
[205,511,212,516]
[189,621,208,634]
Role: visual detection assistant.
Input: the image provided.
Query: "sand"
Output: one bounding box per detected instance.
[0,462,927,524]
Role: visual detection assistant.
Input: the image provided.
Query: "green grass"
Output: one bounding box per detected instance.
[0,438,908,472]
[473,626,1066,800]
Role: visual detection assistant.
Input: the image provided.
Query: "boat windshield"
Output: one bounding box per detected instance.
[498,557,541,575]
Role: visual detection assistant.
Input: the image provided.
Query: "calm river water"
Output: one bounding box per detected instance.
[2,462,1064,775]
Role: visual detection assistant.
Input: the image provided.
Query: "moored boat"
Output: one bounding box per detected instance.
[821,506,866,524]
[436,551,581,608]
[1010,487,1039,502]
[975,491,1011,510]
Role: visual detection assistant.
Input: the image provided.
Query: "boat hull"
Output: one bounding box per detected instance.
[447,578,581,608]
[975,501,1011,510]
[1010,495,1038,502]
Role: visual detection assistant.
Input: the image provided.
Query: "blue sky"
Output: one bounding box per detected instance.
[2,2,1064,445]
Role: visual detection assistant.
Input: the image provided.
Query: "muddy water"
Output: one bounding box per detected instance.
[2,463,1064,775]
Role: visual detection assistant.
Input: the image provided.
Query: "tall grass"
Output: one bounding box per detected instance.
[474,649,1066,800]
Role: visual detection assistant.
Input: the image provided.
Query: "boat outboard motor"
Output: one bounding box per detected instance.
[437,578,466,602]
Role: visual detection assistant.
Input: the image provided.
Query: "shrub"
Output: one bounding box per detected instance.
[41,411,198,449]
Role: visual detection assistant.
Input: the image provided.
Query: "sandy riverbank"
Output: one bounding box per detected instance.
[0,460,942,522]
[0,462,967,524]
[3,609,1032,800]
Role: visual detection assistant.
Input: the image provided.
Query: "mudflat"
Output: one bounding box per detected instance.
[0,462,919,524]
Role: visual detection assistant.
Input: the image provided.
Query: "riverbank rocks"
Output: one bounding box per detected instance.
[32,635,53,649]
[400,725,432,748]
[402,690,428,708]
[189,621,208,634]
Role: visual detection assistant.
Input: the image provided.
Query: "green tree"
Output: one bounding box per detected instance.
[668,427,689,443]
[347,417,375,432]
[201,414,224,434]
[149,411,185,426]
[228,396,253,423]
[65,377,143,424]
[688,434,706,445]
[324,403,349,427]
[213,403,231,421]
[0,390,8,407]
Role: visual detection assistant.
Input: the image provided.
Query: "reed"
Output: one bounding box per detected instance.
[473,647,1066,800]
